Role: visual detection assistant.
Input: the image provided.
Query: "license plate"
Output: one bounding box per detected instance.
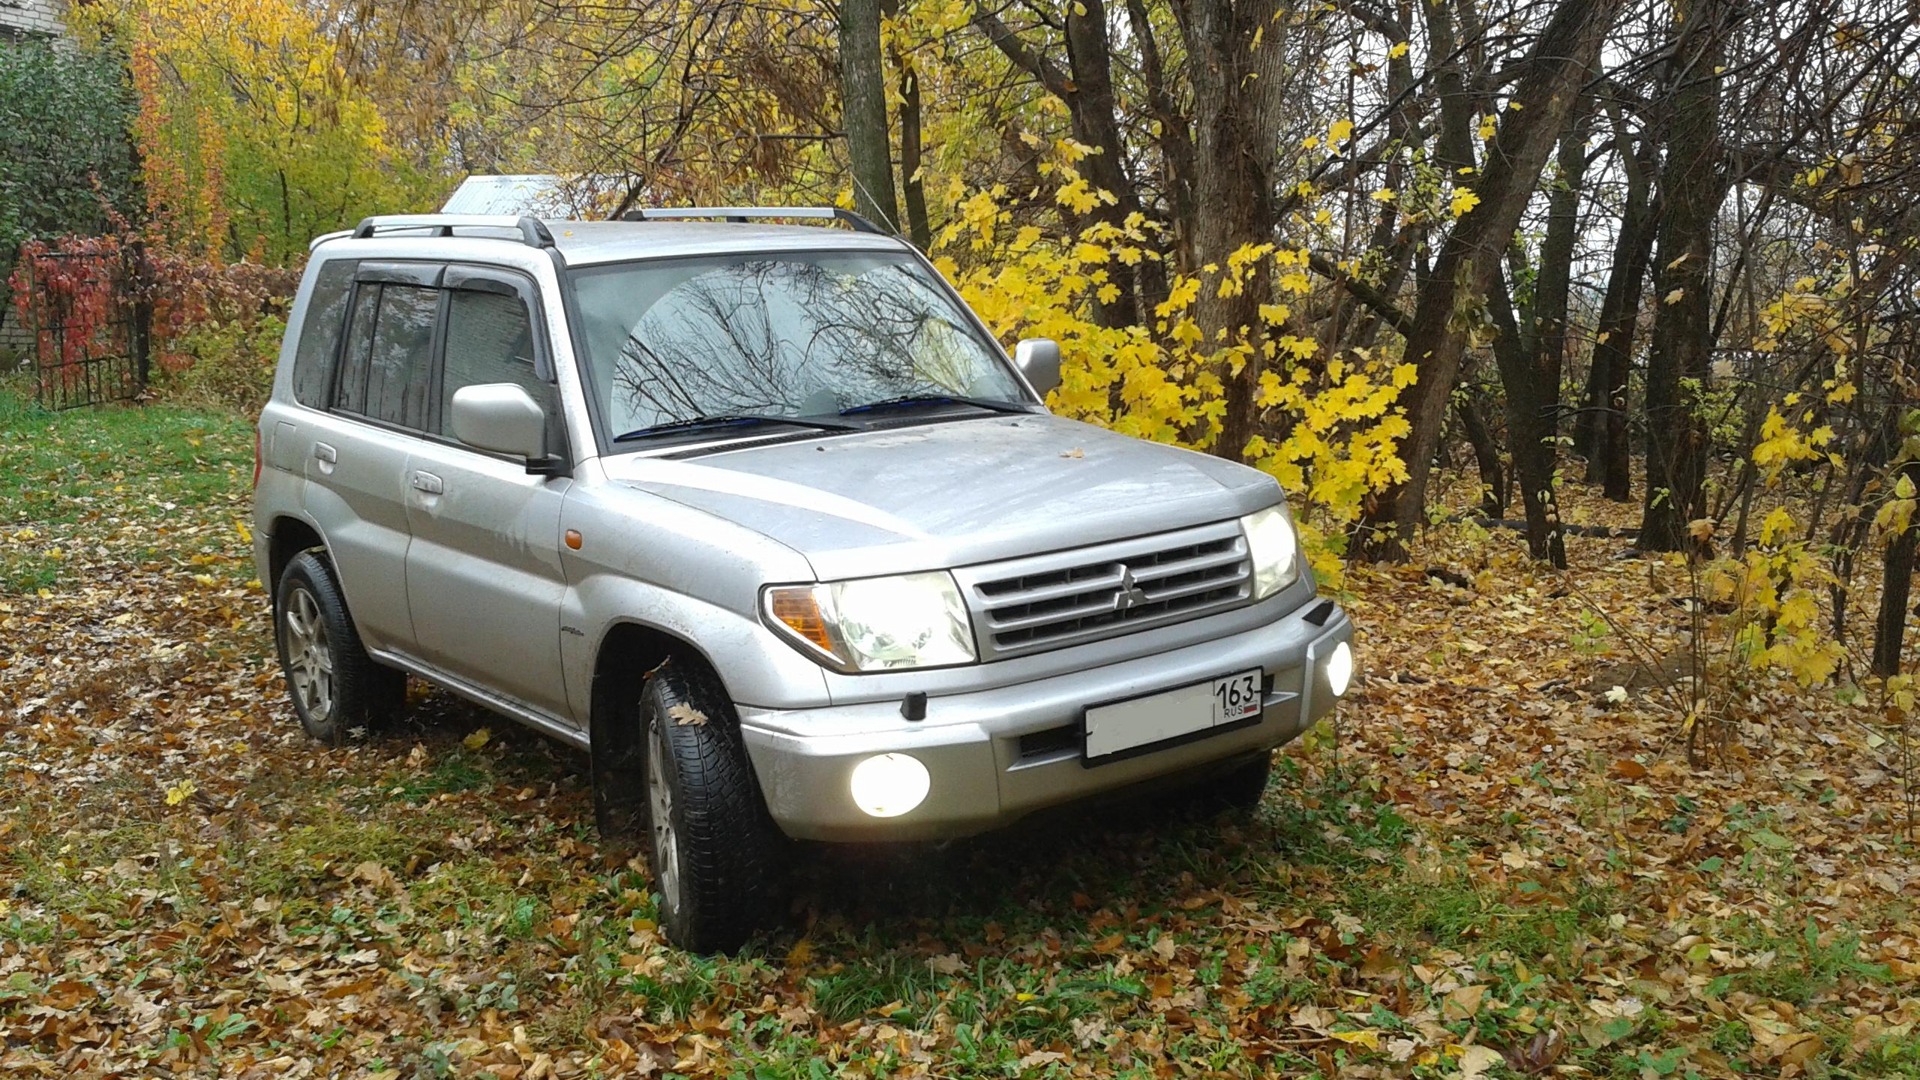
[1083,669,1262,763]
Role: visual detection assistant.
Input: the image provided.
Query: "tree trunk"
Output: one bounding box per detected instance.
[1873,460,1920,677]
[1638,0,1735,553]
[839,0,900,233]
[1170,0,1289,461]
[974,0,1160,324]
[1489,267,1567,565]
[885,0,932,250]
[1354,0,1627,561]
[1533,101,1590,443]
[1457,390,1509,518]
[1580,130,1655,501]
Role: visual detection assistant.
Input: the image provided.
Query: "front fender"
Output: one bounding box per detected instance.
[563,573,833,719]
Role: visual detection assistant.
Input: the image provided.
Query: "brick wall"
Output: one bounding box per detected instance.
[0,0,66,41]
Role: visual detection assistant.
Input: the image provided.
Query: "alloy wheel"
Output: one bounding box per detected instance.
[647,717,682,912]
[282,586,335,722]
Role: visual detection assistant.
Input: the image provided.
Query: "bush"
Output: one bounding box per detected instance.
[154,312,286,414]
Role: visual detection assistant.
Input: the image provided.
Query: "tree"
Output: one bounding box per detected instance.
[840,0,901,233]
[0,40,138,330]
[1637,0,1737,553]
[103,0,437,265]
[1356,0,1628,560]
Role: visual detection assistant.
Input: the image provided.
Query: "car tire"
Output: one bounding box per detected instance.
[639,658,786,953]
[275,551,406,745]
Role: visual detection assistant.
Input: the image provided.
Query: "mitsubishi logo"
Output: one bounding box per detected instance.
[1112,565,1150,612]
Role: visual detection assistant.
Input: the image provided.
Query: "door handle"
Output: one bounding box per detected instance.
[313,442,336,464]
[411,471,444,495]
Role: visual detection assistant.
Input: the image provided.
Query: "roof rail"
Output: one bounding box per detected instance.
[620,206,890,236]
[347,214,556,249]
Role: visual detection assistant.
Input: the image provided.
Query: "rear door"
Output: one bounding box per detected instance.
[401,265,573,719]
[299,261,442,651]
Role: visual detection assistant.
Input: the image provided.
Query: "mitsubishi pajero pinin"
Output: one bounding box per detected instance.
[252,209,1356,951]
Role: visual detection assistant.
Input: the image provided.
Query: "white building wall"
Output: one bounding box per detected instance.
[0,0,67,40]
[2,0,70,361]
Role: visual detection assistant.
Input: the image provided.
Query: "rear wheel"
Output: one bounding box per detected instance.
[639,659,786,953]
[275,551,405,744]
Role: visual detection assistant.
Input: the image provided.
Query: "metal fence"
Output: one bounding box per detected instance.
[18,246,151,411]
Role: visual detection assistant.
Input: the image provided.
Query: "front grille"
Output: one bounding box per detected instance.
[955,520,1253,659]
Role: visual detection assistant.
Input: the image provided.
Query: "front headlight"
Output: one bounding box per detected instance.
[764,571,977,671]
[1241,504,1300,600]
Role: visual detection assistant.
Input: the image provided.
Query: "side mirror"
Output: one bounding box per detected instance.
[450,384,558,473]
[1013,337,1062,397]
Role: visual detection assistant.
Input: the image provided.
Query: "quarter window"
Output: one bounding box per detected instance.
[291,260,354,407]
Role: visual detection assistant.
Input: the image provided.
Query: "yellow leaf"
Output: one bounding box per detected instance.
[1388,41,1409,58]
[463,728,492,750]
[1449,188,1481,217]
[1328,118,1354,145]
[1665,288,1686,304]
[1330,1029,1382,1051]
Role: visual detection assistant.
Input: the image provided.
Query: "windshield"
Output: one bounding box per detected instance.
[569,251,1029,446]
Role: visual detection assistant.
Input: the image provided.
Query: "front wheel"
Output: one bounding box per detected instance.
[275,551,405,745]
[640,659,786,952]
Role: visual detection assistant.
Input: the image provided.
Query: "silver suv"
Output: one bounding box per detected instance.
[252,209,1355,951]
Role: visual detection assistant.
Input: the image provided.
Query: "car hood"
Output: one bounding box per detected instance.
[598,414,1280,580]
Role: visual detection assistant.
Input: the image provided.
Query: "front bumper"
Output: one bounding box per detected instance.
[737,598,1354,841]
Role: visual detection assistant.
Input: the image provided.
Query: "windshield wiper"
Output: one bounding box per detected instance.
[840,394,1033,417]
[613,414,858,443]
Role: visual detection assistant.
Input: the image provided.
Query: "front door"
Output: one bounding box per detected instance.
[402,269,573,719]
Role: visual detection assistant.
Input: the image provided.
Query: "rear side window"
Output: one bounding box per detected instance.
[333,284,439,429]
[290,260,355,407]
[365,285,439,428]
[334,287,379,415]
[440,289,553,432]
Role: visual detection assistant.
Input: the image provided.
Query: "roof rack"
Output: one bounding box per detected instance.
[620,206,889,236]
[348,214,556,249]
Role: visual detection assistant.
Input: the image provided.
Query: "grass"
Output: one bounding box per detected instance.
[3,384,1918,1077]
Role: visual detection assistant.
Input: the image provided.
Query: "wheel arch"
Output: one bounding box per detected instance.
[587,620,726,834]
[267,514,327,600]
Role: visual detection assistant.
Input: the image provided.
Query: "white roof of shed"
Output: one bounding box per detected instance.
[440,174,626,218]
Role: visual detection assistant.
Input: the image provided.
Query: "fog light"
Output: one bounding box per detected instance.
[1326,641,1354,697]
[849,753,930,818]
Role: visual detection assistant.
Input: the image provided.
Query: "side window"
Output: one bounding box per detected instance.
[364,285,439,429]
[291,260,355,407]
[334,286,379,415]
[333,283,437,429]
[440,288,555,435]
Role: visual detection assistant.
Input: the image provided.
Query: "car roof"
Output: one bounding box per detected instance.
[312,219,912,268]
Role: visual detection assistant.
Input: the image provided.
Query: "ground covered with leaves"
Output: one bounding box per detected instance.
[2,394,1917,1079]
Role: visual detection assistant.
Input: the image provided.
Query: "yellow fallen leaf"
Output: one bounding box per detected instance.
[463,727,492,750]
[1331,1029,1383,1051]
